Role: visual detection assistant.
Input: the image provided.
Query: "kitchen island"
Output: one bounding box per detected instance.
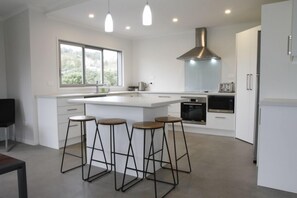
[69,95,186,175]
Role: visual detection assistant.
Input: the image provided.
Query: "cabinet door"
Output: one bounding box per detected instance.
[235,26,260,143]
[291,0,297,56]
[260,1,296,99]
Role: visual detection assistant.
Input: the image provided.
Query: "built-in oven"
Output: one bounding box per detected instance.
[181,96,207,125]
[208,95,235,113]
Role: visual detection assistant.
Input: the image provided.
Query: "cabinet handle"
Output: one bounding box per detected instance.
[258,108,261,125]
[158,96,170,98]
[69,124,78,128]
[250,74,253,90]
[67,108,78,111]
[183,103,202,106]
[288,35,292,55]
[246,74,249,90]
[215,116,226,119]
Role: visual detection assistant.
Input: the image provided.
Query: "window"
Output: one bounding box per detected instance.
[59,41,122,87]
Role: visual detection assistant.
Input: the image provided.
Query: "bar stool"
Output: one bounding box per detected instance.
[123,121,176,198]
[60,115,96,181]
[88,118,139,191]
[155,116,192,185]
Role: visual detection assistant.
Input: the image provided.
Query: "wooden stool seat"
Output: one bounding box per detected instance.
[98,118,126,125]
[132,121,164,129]
[69,115,96,122]
[155,116,182,123]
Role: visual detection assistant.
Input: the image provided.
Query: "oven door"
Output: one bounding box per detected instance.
[181,102,206,124]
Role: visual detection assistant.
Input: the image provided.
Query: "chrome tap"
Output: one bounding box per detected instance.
[95,81,100,93]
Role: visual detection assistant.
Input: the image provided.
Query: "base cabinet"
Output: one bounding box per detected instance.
[258,104,297,194]
[207,112,235,131]
[37,97,84,149]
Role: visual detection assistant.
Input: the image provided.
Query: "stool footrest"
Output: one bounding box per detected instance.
[64,152,83,159]
[161,165,191,174]
[176,153,188,161]
[61,164,84,174]
[88,169,111,182]
[122,177,143,192]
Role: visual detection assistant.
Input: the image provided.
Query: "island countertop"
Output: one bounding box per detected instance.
[68,95,186,108]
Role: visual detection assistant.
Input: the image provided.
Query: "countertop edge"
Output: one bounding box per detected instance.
[260,98,297,107]
[36,91,235,98]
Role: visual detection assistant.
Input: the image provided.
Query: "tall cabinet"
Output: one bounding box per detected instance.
[258,0,297,194]
[235,26,261,144]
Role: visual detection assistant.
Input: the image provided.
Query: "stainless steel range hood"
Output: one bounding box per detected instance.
[177,27,221,61]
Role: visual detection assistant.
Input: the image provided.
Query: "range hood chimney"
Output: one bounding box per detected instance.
[177,27,221,61]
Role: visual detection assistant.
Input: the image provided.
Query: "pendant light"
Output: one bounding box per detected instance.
[105,0,113,32]
[142,0,152,26]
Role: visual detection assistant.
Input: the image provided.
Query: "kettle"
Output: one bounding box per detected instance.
[138,82,147,91]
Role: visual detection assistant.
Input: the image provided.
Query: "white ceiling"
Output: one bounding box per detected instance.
[0,0,285,39]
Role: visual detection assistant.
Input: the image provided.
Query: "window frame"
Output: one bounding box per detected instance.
[58,40,123,87]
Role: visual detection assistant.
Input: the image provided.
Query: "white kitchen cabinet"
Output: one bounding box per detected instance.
[37,97,84,149]
[290,0,297,57]
[260,1,297,99]
[257,102,297,194]
[206,112,235,131]
[235,26,260,144]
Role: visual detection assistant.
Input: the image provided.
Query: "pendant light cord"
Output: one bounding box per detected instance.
[108,0,110,13]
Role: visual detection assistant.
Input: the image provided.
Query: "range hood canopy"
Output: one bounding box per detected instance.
[177,27,221,61]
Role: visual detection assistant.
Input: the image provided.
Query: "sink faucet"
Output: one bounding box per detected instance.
[95,81,100,93]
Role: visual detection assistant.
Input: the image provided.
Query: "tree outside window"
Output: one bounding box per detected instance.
[59,41,122,87]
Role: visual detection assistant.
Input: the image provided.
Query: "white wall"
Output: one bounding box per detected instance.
[29,9,133,95]
[4,10,35,144]
[1,9,134,145]
[0,21,7,98]
[132,22,259,92]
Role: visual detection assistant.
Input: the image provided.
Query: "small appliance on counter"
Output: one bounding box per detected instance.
[219,82,235,93]
[138,81,147,91]
[128,86,139,91]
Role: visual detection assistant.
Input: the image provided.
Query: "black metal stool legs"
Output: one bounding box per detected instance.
[87,121,110,182]
[144,127,176,198]
[121,125,141,192]
[180,121,192,173]
[159,121,192,185]
[60,120,88,181]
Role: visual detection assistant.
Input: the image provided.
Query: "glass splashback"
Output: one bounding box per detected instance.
[185,60,221,92]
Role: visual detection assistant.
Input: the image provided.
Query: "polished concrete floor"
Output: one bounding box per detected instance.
[0,132,296,198]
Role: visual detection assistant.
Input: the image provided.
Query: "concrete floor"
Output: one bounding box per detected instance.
[0,132,296,198]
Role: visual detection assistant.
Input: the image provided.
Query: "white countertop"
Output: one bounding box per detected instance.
[36,91,235,98]
[260,98,297,107]
[68,95,187,108]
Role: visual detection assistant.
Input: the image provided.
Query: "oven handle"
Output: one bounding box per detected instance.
[182,102,203,106]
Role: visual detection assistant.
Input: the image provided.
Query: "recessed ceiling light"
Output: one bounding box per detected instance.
[88,13,95,18]
[125,26,131,30]
[225,9,231,14]
[172,18,178,22]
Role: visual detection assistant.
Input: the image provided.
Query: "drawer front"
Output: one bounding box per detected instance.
[207,113,235,130]
[58,122,82,141]
[57,105,84,115]
[57,97,82,107]
[58,113,87,124]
